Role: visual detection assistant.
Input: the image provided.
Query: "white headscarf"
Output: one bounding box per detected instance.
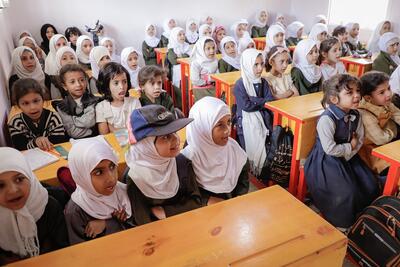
[167,27,191,56]
[265,24,286,52]
[15,30,33,46]
[220,36,241,70]
[313,14,327,25]
[240,49,268,175]
[75,35,93,64]
[144,24,160,48]
[44,34,68,75]
[202,16,216,33]
[89,46,110,79]
[185,19,199,44]
[293,39,322,84]
[11,46,45,86]
[346,23,359,47]
[378,32,400,65]
[190,36,218,73]
[274,13,286,29]
[238,36,256,54]
[198,24,212,39]
[69,138,132,220]
[121,47,141,88]
[367,21,392,54]
[0,147,48,258]
[287,21,304,38]
[126,136,180,199]
[181,97,247,193]
[100,37,120,63]
[309,23,328,47]
[55,46,78,74]
[162,18,175,39]
[390,66,400,95]
[253,10,268,28]
[231,19,251,42]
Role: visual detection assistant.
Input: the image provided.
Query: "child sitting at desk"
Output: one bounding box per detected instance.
[218,36,240,73]
[372,32,400,76]
[75,35,93,70]
[161,18,177,47]
[319,38,347,81]
[251,10,269,38]
[142,24,161,65]
[286,21,304,46]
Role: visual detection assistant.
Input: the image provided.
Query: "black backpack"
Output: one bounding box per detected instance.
[347,196,400,267]
[265,126,293,187]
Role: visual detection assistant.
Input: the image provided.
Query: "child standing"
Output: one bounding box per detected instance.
[8,78,66,151]
[358,71,400,175]
[367,21,392,55]
[319,38,347,80]
[40,23,58,54]
[185,19,199,45]
[100,37,120,63]
[332,26,352,57]
[251,10,269,38]
[75,35,93,70]
[286,21,304,46]
[65,138,134,245]
[372,32,400,75]
[218,36,240,73]
[161,18,177,47]
[291,39,322,95]
[142,24,161,65]
[120,47,141,88]
[0,147,68,265]
[126,105,203,225]
[265,45,299,99]
[96,62,141,134]
[305,74,379,229]
[64,27,81,51]
[345,23,366,54]
[56,64,99,139]
[233,48,274,177]
[182,97,249,204]
[212,25,226,54]
[309,23,328,47]
[44,34,68,76]
[264,24,286,53]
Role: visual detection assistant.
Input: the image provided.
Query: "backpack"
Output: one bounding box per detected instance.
[265,126,293,187]
[347,196,400,267]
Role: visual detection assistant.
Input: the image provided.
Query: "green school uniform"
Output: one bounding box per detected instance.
[139,91,174,114]
[372,51,398,76]
[142,41,160,66]
[218,59,239,73]
[286,37,301,46]
[290,67,322,95]
[251,25,269,38]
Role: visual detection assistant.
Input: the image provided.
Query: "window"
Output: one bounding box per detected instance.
[328,0,389,29]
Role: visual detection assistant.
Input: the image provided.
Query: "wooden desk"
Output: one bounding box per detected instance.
[11,186,347,267]
[211,71,241,108]
[154,47,168,67]
[340,56,372,77]
[372,140,400,196]
[253,37,266,50]
[265,92,324,197]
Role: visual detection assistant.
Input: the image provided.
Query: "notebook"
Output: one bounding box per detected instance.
[24,148,60,171]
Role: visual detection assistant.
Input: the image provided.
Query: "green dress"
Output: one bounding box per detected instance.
[251,25,269,38]
[286,37,301,46]
[372,51,398,76]
[218,59,239,73]
[142,41,160,66]
[291,67,322,95]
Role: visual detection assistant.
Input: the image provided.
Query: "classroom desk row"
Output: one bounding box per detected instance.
[10,186,348,267]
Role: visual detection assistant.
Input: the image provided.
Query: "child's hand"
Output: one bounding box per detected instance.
[112,208,128,222]
[35,137,53,151]
[85,219,106,238]
[350,133,358,150]
[207,196,224,206]
[151,206,166,220]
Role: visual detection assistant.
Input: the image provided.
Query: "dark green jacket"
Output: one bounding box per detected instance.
[291,67,322,95]
[139,91,174,114]
[142,40,160,65]
[372,51,398,76]
[218,58,239,73]
[251,25,269,38]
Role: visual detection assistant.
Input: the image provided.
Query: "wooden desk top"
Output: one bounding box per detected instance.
[265,92,324,122]
[211,71,241,86]
[177,54,222,65]
[11,186,346,267]
[154,47,168,54]
[372,140,400,164]
[340,56,373,65]
[253,37,266,42]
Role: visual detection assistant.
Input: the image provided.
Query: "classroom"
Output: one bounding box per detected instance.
[0,0,399,266]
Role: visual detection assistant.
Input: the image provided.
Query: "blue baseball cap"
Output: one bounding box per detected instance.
[128,105,193,143]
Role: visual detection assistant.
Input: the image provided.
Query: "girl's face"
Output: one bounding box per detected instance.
[143,75,163,100]
[55,37,67,51]
[338,31,349,43]
[326,42,342,63]
[274,32,284,45]
[247,42,255,49]
[259,11,268,23]
[387,41,399,55]
[46,26,55,40]
[350,24,359,38]
[277,16,285,23]
[271,52,290,74]
[253,55,264,77]
[90,160,118,196]
[23,39,36,51]
[104,40,114,54]
[224,41,237,57]
[0,171,30,211]
[63,71,87,99]
[147,25,156,37]
[204,41,216,59]
[127,52,139,70]
[155,133,180,158]
[168,19,176,29]
[99,55,111,69]
[236,24,246,38]
[202,27,212,37]
[212,114,231,146]
[81,39,93,55]
[307,45,319,64]
[189,22,197,32]
[380,22,391,35]
[20,32,30,39]
[206,16,213,25]
[216,29,226,42]
[317,31,328,42]
[177,31,186,43]
[20,50,36,72]
[330,83,361,112]
[60,52,76,67]
[69,33,78,45]
[364,81,392,106]
[109,72,128,101]
[18,92,44,121]
[297,28,304,38]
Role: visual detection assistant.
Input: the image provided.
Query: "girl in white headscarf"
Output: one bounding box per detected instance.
[161,18,177,47]
[251,10,269,38]
[264,24,287,53]
[100,37,120,63]
[18,36,46,70]
[231,19,251,42]
[345,23,363,53]
[202,15,216,33]
[185,18,199,45]
[286,21,304,46]
[142,24,161,65]
[65,138,133,245]
[44,34,68,75]
[313,14,327,25]
[121,47,142,88]
[198,24,212,39]
[274,13,286,29]
[233,49,274,177]
[89,46,111,80]
[0,147,68,263]
[372,32,400,75]
[238,36,256,55]
[218,36,241,73]
[367,20,392,55]
[309,23,328,48]
[190,36,218,101]
[390,66,400,98]
[182,97,248,204]
[75,35,93,70]
[291,39,322,95]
